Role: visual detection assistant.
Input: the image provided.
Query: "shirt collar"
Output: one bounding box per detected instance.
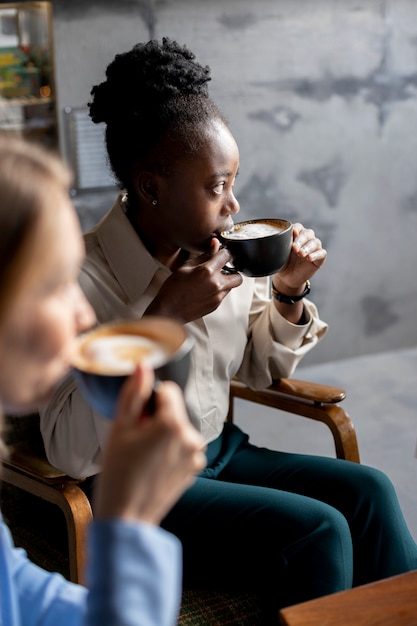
[95,193,163,303]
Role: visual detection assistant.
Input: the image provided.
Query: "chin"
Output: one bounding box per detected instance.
[2,387,54,416]
[3,400,39,417]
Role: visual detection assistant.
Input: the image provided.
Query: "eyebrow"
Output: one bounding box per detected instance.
[209,168,239,179]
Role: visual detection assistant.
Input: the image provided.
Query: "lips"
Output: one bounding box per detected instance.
[216,219,234,236]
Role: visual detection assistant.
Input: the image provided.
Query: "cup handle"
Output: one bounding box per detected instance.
[221,264,240,275]
[141,383,159,417]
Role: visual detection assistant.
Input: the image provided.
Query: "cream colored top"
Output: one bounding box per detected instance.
[40,195,328,478]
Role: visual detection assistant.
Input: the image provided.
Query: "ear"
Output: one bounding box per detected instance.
[133,168,159,206]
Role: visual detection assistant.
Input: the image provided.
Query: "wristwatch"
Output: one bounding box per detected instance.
[271,280,311,305]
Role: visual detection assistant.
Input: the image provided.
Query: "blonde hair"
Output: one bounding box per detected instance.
[0,135,72,323]
[0,136,72,456]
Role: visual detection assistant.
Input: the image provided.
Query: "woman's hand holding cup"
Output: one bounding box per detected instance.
[94,363,206,525]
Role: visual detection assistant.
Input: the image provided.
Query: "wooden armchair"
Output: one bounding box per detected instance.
[0,377,359,621]
[1,413,92,584]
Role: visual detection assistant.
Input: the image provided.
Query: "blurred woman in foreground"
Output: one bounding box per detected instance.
[0,135,205,626]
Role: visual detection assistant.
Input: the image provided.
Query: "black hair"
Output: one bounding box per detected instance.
[89,37,228,192]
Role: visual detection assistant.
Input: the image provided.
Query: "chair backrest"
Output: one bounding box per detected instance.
[4,412,45,455]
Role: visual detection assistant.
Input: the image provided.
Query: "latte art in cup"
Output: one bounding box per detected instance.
[218,217,293,277]
[75,334,168,375]
[222,221,284,240]
[71,317,193,419]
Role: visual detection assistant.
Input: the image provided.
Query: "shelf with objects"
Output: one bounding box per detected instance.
[0,1,56,148]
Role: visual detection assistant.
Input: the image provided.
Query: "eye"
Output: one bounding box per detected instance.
[212,181,225,195]
[43,272,80,299]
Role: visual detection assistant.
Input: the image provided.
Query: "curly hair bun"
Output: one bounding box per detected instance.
[89,37,212,125]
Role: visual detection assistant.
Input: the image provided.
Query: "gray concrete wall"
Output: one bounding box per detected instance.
[51,0,417,365]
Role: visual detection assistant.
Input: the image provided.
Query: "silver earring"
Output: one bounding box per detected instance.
[152,199,158,206]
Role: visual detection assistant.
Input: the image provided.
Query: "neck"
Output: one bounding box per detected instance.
[125,202,187,271]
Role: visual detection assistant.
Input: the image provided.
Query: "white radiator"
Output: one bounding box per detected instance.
[64,106,115,194]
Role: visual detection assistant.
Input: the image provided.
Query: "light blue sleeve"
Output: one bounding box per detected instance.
[86,519,183,626]
[1,519,87,626]
[1,515,182,626]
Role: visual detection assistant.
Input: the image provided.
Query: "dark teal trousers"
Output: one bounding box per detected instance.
[161,424,417,617]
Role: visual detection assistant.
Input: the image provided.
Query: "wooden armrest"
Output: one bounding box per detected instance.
[270,378,346,404]
[3,448,81,484]
[231,378,346,405]
[229,378,359,463]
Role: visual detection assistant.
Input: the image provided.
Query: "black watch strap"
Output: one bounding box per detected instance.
[271,280,311,305]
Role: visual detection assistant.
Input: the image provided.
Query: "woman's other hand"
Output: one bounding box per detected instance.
[94,364,206,525]
[273,222,327,292]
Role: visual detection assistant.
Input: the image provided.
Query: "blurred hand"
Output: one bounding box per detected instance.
[145,238,242,323]
[273,222,327,291]
[94,364,206,525]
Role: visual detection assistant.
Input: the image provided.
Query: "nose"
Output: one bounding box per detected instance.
[226,191,240,216]
[75,285,96,334]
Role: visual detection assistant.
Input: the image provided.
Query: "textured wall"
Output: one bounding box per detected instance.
[52,0,417,365]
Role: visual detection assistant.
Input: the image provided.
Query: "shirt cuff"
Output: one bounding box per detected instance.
[269,298,317,351]
[86,519,182,626]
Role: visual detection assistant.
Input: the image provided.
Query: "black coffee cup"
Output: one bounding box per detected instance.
[71,317,193,419]
[218,218,293,277]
